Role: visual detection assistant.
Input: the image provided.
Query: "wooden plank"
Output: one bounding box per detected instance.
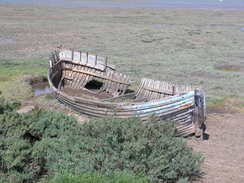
[71,50,74,60]
[112,73,119,96]
[96,56,106,70]
[70,62,77,88]
[136,78,146,99]
[72,64,80,89]
[64,62,71,87]
[70,59,77,88]
[149,79,155,99]
[194,89,206,138]
[59,58,107,72]
[69,62,75,88]
[157,80,163,99]
[139,78,147,100]
[172,85,176,95]
[112,72,120,96]
[56,90,194,118]
[87,54,96,67]
[63,68,130,85]
[81,67,91,88]
[123,91,195,110]
[73,62,81,89]
[77,65,86,88]
[79,51,82,62]
[66,50,73,60]
[77,65,86,89]
[76,65,85,89]
[81,52,88,65]
[151,80,157,100]
[114,72,121,95]
[64,62,69,87]
[152,80,158,100]
[123,75,130,95]
[54,84,194,116]
[100,72,109,93]
[59,50,66,60]
[145,79,152,100]
[109,70,117,96]
[134,98,194,117]
[137,102,194,119]
[105,69,113,95]
[119,74,127,95]
[73,51,80,63]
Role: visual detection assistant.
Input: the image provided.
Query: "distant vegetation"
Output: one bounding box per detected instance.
[1,6,244,104]
[0,98,203,183]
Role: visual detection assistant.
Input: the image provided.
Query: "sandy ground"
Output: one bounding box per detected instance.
[188,113,244,183]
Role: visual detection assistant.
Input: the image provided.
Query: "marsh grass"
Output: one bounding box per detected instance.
[0,58,47,99]
[208,95,244,113]
[0,59,47,80]
[0,6,244,102]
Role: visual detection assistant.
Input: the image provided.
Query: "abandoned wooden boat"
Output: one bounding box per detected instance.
[48,49,206,136]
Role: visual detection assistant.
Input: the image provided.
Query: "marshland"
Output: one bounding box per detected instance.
[0,0,244,182]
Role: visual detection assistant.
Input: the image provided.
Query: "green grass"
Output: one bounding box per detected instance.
[207,95,244,113]
[0,58,47,99]
[0,59,47,81]
[0,80,33,100]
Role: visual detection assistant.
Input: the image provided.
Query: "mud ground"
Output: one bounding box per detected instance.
[188,112,244,183]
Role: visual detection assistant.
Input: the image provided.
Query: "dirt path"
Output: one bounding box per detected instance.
[188,113,244,183]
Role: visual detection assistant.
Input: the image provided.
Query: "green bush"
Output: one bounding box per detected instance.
[0,100,203,183]
[0,97,20,114]
[49,172,148,183]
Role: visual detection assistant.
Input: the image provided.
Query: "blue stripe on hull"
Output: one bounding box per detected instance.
[123,91,195,110]
[135,101,194,117]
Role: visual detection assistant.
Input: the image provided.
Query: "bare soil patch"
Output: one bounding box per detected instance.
[21,74,53,96]
[208,97,244,114]
[17,105,35,114]
[21,74,48,85]
[188,113,244,183]
[0,77,9,82]
[215,64,244,72]
[190,71,223,80]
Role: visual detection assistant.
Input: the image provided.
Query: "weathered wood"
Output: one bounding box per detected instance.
[48,49,206,136]
[63,68,130,85]
[193,89,206,138]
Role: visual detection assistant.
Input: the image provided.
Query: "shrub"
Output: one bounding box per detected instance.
[0,100,203,183]
[0,97,20,114]
[48,172,148,183]
[70,117,203,182]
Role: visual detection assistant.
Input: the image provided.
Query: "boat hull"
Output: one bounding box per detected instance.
[48,49,206,136]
